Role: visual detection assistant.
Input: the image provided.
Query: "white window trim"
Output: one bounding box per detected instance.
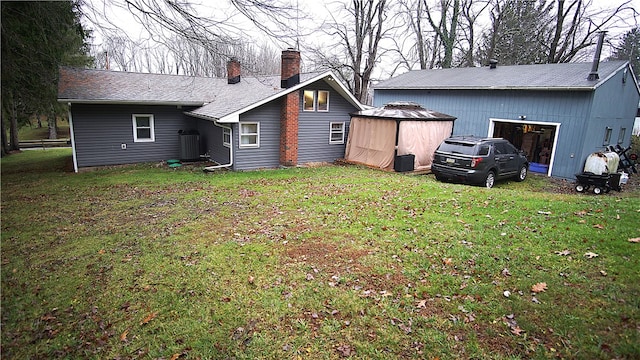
[239,122,260,148]
[617,128,626,144]
[303,90,316,112]
[223,127,231,148]
[329,122,345,144]
[132,114,155,142]
[318,90,330,112]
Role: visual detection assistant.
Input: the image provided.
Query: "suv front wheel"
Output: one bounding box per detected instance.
[515,165,528,182]
[484,171,496,188]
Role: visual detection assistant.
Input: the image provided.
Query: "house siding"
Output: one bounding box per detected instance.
[71,104,197,168]
[232,100,282,171]
[298,82,355,164]
[583,68,639,160]
[231,81,359,171]
[197,119,230,165]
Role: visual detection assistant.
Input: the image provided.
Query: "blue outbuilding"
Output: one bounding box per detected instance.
[373,60,639,180]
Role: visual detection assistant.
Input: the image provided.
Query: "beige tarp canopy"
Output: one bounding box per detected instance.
[345,102,456,171]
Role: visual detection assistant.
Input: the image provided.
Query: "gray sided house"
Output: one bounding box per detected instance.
[374,60,640,180]
[57,50,364,172]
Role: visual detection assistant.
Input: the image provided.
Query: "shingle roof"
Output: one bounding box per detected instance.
[58,67,225,105]
[58,68,362,121]
[374,61,630,91]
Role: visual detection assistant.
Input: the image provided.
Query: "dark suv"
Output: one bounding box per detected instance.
[431,136,529,188]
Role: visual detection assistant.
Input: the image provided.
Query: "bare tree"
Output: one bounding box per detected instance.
[423,0,461,68]
[545,0,638,63]
[309,0,393,104]
[480,0,639,66]
[457,0,491,67]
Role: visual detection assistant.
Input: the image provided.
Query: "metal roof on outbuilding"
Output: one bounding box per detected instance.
[351,101,456,121]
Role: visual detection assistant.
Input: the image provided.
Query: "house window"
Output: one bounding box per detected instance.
[618,128,626,144]
[303,90,315,111]
[239,122,259,148]
[133,114,155,142]
[329,122,345,144]
[318,90,329,112]
[603,127,612,146]
[223,127,231,147]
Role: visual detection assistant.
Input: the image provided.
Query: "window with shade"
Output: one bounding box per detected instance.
[303,90,330,112]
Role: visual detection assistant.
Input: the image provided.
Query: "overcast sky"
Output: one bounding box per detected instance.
[82,0,639,77]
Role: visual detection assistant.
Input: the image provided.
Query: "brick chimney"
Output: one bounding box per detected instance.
[280,49,301,166]
[281,49,300,88]
[227,59,241,84]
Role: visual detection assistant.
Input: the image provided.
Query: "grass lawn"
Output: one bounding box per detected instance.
[2,149,639,359]
[17,119,70,140]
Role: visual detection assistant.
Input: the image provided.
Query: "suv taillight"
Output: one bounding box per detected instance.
[471,157,482,168]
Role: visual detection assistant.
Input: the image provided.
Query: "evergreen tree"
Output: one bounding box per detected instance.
[1,0,91,154]
[611,28,640,80]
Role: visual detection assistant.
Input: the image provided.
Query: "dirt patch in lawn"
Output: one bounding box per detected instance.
[282,241,409,289]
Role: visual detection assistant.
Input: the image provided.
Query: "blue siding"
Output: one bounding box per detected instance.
[197,119,231,165]
[233,100,282,171]
[582,69,639,160]
[232,80,360,171]
[298,81,356,163]
[71,104,197,168]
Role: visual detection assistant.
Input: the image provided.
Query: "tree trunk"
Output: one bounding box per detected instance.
[48,109,58,139]
[1,112,10,156]
[9,97,20,151]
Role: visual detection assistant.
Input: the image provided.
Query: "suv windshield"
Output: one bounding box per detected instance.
[437,141,477,155]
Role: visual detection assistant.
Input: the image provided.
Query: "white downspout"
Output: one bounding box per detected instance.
[204,121,233,171]
[67,103,78,173]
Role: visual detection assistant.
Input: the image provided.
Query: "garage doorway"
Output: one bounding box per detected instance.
[488,118,560,176]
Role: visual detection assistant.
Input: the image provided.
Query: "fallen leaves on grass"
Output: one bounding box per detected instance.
[531,282,547,293]
[584,252,599,259]
[503,314,525,336]
[140,312,158,325]
[416,299,427,309]
[120,329,129,342]
[336,344,353,357]
[629,237,640,243]
[593,224,605,230]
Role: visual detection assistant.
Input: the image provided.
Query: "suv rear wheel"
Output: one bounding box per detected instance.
[484,171,496,188]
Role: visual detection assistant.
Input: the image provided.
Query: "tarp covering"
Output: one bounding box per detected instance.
[345,102,456,171]
[397,120,454,169]
[344,117,397,170]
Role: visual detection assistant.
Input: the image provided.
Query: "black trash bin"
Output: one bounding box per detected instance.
[394,154,415,172]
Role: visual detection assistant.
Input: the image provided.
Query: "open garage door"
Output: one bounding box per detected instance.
[489,118,560,176]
